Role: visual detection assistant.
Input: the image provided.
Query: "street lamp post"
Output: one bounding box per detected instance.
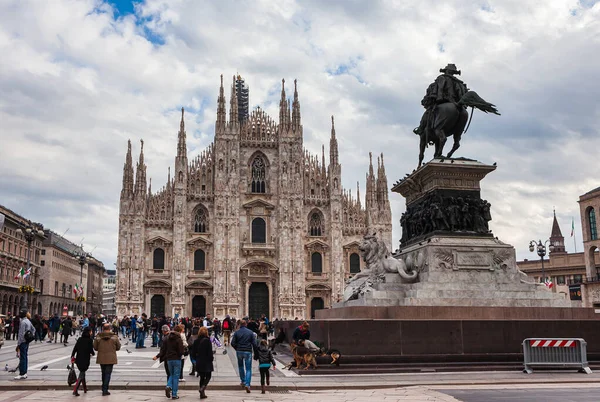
[15,225,44,312]
[74,247,88,316]
[529,239,555,283]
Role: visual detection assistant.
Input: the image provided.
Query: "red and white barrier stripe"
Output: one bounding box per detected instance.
[530,339,576,348]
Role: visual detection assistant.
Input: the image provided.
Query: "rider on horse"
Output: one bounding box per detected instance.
[414,63,468,140]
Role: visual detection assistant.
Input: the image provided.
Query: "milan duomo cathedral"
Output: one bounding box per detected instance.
[115,75,392,320]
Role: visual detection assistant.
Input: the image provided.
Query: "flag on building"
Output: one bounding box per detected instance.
[571,218,575,237]
[23,267,32,279]
[14,267,25,280]
[74,283,84,295]
[544,278,553,289]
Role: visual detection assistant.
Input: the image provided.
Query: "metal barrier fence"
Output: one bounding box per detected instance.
[522,338,592,374]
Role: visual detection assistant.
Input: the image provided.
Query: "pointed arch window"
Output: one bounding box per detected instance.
[251,156,266,193]
[309,212,324,236]
[589,208,597,241]
[193,206,208,233]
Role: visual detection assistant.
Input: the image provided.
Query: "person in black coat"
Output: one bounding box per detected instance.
[62,317,73,345]
[190,326,213,399]
[71,327,95,396]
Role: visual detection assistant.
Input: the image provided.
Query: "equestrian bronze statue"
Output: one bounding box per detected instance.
[414,64,500,167]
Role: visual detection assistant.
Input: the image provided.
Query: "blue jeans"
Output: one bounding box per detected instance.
[100,364,113,393]
[121,326,127,338]
[18,343,29,375]
[136,331,145,347]
[152,330,159,347]
[236,351,253,386]
[166,359,182,396]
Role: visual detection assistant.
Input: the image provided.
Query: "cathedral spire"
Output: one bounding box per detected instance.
[292,79,301,131]
[121,139,134,200]
[321,145,326,175]
[229,75,239,125]
[279,78,289,129]
[329,115,339,166]
[216,74,226,130]
[357,181,361,208]
[134,139,147,197]
[177,107,187,158]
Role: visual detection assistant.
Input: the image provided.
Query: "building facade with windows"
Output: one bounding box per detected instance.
[115,76,392,320]
[578,187,600,307]
[0,205,44,315]
[102,268,116,316]
[86,257,105,315]
[40,231,89,317]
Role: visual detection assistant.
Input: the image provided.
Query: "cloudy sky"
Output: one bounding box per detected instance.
[1,0,599,269]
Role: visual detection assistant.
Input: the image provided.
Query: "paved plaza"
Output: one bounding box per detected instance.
[1,335,600,400]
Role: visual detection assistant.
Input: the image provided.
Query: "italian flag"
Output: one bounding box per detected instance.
[544,278,554,289]
[14,267,26,280]
[571,218,575,237]
[74,283,84,295]
[23,267,32,279]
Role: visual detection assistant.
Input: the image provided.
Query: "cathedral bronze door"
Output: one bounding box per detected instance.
[249,282,269,319]
[150,295,165,317]
[192,296,206,318]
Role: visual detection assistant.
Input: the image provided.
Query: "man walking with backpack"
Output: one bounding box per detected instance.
[222,315,233,346]
[14,310,35,380]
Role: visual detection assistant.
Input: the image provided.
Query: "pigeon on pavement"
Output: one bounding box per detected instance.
[126,349,132,354]
[40,365,48,371]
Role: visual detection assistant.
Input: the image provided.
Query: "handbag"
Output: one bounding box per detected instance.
[67,363,77,386]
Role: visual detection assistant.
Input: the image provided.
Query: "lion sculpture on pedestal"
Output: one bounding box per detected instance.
[343,233,418,301]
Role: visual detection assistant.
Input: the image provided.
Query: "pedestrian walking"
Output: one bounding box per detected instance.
[153,324,184,399]
[12,315,20,341]
[222,315,233,346]
[256,339,276,394]
[14,310,35,380]
[231,319,257,393]
[176,324,188,382]
[93,323,121,396]
[71,327,95,396]
[62,316,73,345]
[190,326,213,399]
[0,316,5,350]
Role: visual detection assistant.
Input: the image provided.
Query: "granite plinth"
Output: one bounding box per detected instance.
[338,235,573,308]
[278,316,600,359]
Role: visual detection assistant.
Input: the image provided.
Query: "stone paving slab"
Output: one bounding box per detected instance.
[0,387,461,401]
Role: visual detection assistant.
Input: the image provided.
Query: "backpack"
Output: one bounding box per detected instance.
[223,320,229,330]
[24,330,35,343]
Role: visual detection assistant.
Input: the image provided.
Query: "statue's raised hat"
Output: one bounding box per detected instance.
[440,63,461,75]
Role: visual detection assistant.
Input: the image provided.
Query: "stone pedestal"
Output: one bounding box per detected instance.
[336,158,573,308]
[339,235,572,308]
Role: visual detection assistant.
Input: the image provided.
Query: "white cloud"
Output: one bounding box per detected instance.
[1,0,599,268]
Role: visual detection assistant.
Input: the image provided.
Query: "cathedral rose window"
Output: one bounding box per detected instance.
[251,156,266,193]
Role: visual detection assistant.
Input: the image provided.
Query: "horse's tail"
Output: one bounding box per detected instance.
[458,91,500,115]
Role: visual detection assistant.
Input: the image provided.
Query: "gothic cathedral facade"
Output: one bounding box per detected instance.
[115,76,392,320]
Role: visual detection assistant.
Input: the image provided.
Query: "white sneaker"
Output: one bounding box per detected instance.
[14,374,27,380]
[179,378,186,382]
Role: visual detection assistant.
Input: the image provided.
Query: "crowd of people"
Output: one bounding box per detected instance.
[3,309,295,399]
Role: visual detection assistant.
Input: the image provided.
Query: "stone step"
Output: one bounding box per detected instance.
[398,297,572,308]
[403,289,563,300]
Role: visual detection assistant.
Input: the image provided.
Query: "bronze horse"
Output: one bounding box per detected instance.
[418,91,500,167]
